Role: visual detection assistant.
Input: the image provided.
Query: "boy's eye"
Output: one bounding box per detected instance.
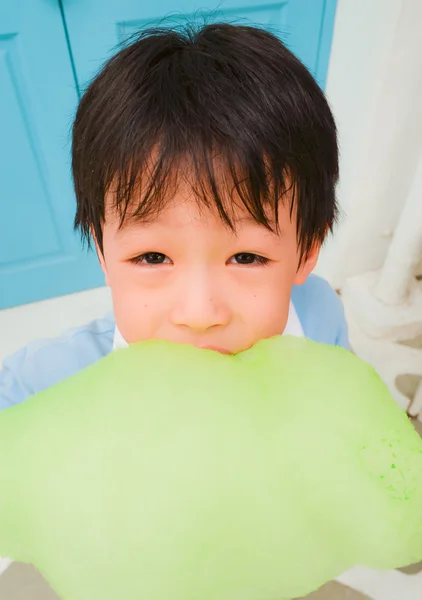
[130,252,270,266]
[230,253,270,266]
[131,252,171,265]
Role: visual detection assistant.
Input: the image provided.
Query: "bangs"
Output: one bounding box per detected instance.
[106,141,294,238]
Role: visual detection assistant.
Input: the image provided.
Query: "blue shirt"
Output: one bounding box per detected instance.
[0,275,348,409]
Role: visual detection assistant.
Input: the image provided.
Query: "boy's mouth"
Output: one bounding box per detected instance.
[199,345,232,355]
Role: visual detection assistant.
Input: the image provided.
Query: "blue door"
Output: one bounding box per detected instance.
[0,1,105,310]
[62,0,337,92]
[0,1,337,309]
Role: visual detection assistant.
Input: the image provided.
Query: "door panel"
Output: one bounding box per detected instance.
[0,1,104,310]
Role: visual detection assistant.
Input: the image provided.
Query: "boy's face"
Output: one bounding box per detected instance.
[99,184,318,355]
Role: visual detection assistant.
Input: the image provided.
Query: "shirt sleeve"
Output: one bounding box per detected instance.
[291,274,350,350]
[0,315,115,410]
[334,305,350,350]
[0,354,31,409]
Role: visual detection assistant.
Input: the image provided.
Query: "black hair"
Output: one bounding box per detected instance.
[72,22,338,262]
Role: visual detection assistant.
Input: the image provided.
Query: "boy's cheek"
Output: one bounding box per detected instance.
[113,306,153,344]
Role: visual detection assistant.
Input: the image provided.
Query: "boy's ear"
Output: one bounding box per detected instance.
[293,243,321,286]
[91,230,110,286]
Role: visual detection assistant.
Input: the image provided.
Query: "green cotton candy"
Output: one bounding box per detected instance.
[0,336,421,600]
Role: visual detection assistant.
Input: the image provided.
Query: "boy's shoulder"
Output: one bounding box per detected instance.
[292,274,348,349]
[0,275,347,409]
[0,315,115,409]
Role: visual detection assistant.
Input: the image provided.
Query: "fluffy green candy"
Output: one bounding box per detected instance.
[1,337,422,600]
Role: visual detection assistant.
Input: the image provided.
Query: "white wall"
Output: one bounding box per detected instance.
[316,0,422,287]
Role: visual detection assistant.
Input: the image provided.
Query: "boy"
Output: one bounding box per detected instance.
[0,23,348,408]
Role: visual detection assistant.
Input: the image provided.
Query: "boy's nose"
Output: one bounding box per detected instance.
[170,275,230,333]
